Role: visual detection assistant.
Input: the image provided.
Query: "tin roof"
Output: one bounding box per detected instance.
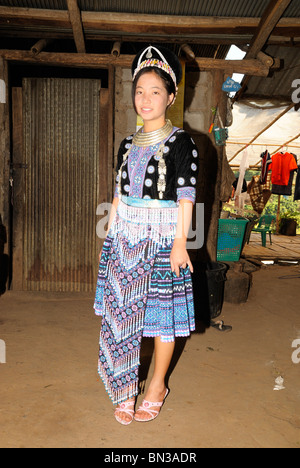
[1,0,299,17]
[243,45,300,100]
[0,0,299,99]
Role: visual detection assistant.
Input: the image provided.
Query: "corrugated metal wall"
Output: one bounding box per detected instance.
[22,77,101,291]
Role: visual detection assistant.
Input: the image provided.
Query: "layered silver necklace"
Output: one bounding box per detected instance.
[118,120,173,200]
[132,119,173,147]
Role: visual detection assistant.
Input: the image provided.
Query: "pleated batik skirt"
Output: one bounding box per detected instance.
[94,197,195,405]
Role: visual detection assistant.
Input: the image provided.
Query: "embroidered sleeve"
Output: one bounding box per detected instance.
[176,187,196,204]
[174,132,199,205]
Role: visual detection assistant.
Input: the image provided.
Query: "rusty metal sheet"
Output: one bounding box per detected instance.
[23,77,101,291]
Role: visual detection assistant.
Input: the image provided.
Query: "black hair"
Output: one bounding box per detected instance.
[132,67,176,114]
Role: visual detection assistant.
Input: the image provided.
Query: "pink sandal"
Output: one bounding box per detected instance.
[134,389,169,422]
[114,399,135,426]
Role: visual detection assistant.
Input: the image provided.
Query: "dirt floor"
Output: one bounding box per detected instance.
[0,263,299,448]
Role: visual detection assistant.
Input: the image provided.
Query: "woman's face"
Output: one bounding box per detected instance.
[134,71,174,127]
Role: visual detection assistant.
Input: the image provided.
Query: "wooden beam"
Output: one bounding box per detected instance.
[30,39,54,55]
[66,0,86,53]
[2,28,300,46]
[0,50,270,76]
[111,42,121,58]
[0,28,253,44]
[246,0,293,59]
[180,44,196,61]
[192,58,269,76]
[269,132,300,155]
[82,11,261,34]
[257,51,274,67]
[235,0,293,102]
[251,131,300,167]
[0,6,299,38]
[0,7,69,28]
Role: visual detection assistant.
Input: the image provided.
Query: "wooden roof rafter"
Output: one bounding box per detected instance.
[66,0,86,54]
[0,6,299,43]
[0,49,271,77]
[247,0,294,58]
[235,0,294,101]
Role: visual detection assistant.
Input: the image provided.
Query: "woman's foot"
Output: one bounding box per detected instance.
[134,386,169,422]
[114,398,136,426]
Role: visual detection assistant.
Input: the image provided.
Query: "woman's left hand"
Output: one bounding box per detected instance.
[170,240,193,277]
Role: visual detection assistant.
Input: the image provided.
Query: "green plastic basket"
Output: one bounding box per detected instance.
[217,219,249,261]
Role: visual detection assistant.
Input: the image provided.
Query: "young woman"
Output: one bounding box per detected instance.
[94,46,199,425]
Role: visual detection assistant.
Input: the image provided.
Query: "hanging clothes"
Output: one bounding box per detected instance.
[272,153,298,196]
[294,166,300,201]
[232,177,247,194]
[234,149,249,209]
[270,152,298,186]
[247,173,272,214]
[260,150,272,184]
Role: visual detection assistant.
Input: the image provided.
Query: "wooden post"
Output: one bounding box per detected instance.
[246,0,293,59]
[0,57,10,257]
[66,0,86,53]
[206,70,227,262]
[107,66,115,201]
[276,195,281,234]
[11,88,23,290]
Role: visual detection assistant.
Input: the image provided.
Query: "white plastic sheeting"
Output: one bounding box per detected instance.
[226,102,300,167]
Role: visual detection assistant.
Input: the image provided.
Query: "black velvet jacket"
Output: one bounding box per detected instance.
[115,129,199,203]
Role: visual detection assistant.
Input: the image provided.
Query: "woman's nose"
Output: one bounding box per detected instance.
[142,93,151,104]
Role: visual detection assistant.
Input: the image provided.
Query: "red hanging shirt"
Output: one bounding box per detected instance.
[270,152,298,186]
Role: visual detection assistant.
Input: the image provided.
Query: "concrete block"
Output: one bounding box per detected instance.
[121,68,132,82]
[186,71,212,89]
[185,86,208,112]
[184,110,206,133]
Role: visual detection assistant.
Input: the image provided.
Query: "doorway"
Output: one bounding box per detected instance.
[12,77,105,292]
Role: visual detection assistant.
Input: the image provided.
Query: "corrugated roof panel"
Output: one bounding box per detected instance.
[0,0,298,73]
[0,0,67,8]
[285,1,300,17]
[1,0,300,17]
[244,46,300,99]
[78,0,300,17]
[77,0,270,17]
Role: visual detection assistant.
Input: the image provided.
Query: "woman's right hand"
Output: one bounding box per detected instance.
[98,197,120,263]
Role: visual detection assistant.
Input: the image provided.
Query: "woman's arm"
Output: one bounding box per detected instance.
[99,196,120,261]
[170,199,193,277]
[107,196,120,233]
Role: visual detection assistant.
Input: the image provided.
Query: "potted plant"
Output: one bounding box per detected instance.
[279,210,299,236]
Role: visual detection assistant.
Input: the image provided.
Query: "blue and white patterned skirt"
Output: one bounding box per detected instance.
[94,197,195,405]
